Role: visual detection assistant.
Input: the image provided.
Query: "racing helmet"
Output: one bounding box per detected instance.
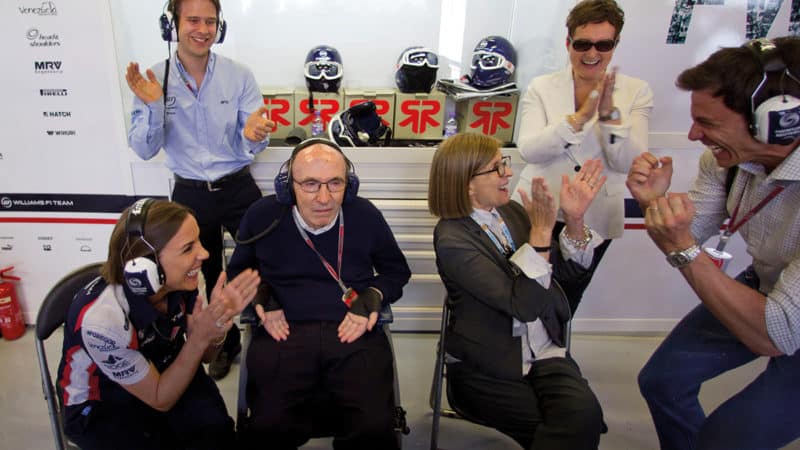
[395,46,439,93]
[305,45,343,93]
[467,36,516,89]
[328,101,391,147]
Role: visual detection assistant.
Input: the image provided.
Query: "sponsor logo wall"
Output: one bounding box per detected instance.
[1,0,132,322]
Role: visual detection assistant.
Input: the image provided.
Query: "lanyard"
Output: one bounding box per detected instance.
[716,183,784,251]
[293,209,347,294]
[480,217,517,256]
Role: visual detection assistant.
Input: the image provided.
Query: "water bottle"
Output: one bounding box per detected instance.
[311,109,324,137]
[443,114,458,138]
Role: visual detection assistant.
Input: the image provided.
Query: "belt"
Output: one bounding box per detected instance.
[173,166,251,192]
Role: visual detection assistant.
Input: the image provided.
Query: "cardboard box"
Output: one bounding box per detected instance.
[344,89,396,129]
[455,93,519,144]
[260,88,295,139]
[293,90,343,137]
[393,90,446,140]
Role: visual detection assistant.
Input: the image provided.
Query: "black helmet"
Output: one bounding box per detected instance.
[395,46,439,93]
[328,101,392,147]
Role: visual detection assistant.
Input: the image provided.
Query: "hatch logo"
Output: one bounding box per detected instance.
[40,88,67,96]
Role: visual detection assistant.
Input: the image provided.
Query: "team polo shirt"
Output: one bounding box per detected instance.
[57,276,197,410]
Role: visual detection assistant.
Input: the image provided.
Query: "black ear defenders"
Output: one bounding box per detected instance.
[273,137,360,205]
[122,198,165,296]
[744,38,800,145]
[159,0,227,44]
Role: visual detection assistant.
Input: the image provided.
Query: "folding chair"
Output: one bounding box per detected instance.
[236,303,410,448]
[35,262,103,450]
[429,294,574,450]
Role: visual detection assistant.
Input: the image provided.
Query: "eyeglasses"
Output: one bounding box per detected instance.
[294,178,346,193]
[470,51,515,72]
[304,62,343,80]
[473,155,511,177]
[398,47,439,68]
[569,38,617,52]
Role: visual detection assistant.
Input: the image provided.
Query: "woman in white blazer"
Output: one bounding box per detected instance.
[513,0,653,307]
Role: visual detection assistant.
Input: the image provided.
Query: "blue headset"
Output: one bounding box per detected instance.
[273,138,359,205]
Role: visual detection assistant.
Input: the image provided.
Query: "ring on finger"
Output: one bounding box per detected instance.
[215,318,225,329]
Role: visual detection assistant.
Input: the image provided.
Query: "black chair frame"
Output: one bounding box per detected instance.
[35,262,104,450]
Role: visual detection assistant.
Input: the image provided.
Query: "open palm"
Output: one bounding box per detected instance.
[560,159,606,221]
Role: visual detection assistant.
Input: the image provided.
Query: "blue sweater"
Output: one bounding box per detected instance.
[228,195,411,322]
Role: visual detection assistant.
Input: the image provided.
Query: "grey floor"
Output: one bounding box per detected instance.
[4,328,799,450]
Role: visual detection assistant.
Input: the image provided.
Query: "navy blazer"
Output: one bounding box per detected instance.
[434,201,587,381]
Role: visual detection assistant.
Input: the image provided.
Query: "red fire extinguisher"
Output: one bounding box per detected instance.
[0,266,26,340]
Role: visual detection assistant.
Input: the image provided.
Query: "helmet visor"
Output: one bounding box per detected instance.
[399,48,439,68]
[304,61,343,80]
[470,51,513,73]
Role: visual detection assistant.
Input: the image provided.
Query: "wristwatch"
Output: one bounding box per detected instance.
[666,244,701,268]
[599,107,620,122]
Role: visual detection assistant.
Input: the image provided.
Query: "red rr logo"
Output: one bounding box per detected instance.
[262,98,291,132]
[399,100,441,134]
[299,99,340,126]
[470,102,513,135]
[349,99,391,127]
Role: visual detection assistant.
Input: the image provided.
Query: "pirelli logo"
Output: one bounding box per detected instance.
[40,88,67,96]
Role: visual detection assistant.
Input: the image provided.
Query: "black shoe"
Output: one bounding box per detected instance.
[208,341,242,380]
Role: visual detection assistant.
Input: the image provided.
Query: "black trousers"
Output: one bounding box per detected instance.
[447,356,604,450]
[243,321,398,450]
[172,172,262,353]
[65,369,234,450]
[552,221,612,311]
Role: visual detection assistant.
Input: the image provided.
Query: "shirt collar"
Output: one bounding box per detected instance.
[292,205,339,235]
[121,284,190,331]
[470,207,500,227]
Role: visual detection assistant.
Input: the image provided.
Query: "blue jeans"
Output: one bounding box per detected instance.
[638,267,800,450]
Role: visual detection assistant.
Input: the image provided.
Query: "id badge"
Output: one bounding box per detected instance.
[704,247,733,270]
[342,287,359,307]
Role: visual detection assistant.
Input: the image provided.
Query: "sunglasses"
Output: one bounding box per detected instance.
[569,38,617,52]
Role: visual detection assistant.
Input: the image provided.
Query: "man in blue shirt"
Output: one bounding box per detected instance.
[125,0,274,379]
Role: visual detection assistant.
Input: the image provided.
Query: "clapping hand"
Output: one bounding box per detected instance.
[518,178,557,244]
[125,62,163,104]
[561,159,607,222]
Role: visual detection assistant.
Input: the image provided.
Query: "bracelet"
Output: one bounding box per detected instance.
[212,335,225,348]
[563,224,593,249]
[532,245,551,252]
[565,114,584,133]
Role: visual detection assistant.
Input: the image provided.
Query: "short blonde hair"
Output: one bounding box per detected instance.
[428,132,502,219]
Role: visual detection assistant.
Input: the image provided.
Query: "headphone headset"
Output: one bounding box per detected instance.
[122,198,166,297]
[273,137,359,205]
[744,38,800,145]
[159,0,227,44]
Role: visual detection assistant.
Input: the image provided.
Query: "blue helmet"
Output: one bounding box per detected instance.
[467,36,516,89]
[305,45,343,93]
[395,46,439,93]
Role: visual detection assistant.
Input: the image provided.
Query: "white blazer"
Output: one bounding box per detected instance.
[512,66,654,239]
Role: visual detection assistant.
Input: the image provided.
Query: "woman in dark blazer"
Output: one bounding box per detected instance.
[428,132,607,449]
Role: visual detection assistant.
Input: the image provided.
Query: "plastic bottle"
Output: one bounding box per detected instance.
[443,113,458,138]
[311,109,324,136]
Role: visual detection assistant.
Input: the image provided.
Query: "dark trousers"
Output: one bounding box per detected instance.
[172,172,261,353]
[552,222,612,311]
[65,369,234,450]
[243,321,398,450]
[638,267,800,450]
[447,356,604,450]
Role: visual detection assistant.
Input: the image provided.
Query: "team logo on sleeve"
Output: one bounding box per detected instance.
[85,330,120,352]
[100,354,131,371]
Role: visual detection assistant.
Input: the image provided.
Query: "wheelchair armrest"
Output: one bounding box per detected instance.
[377,303,394,326]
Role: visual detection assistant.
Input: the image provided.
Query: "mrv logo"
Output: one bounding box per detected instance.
[19,1,57,15]
[35,61,62,74]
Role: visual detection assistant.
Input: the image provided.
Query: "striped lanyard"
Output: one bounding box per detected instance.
[293,209,347,295]
[480,213,517,256]
[716,183,784,252]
